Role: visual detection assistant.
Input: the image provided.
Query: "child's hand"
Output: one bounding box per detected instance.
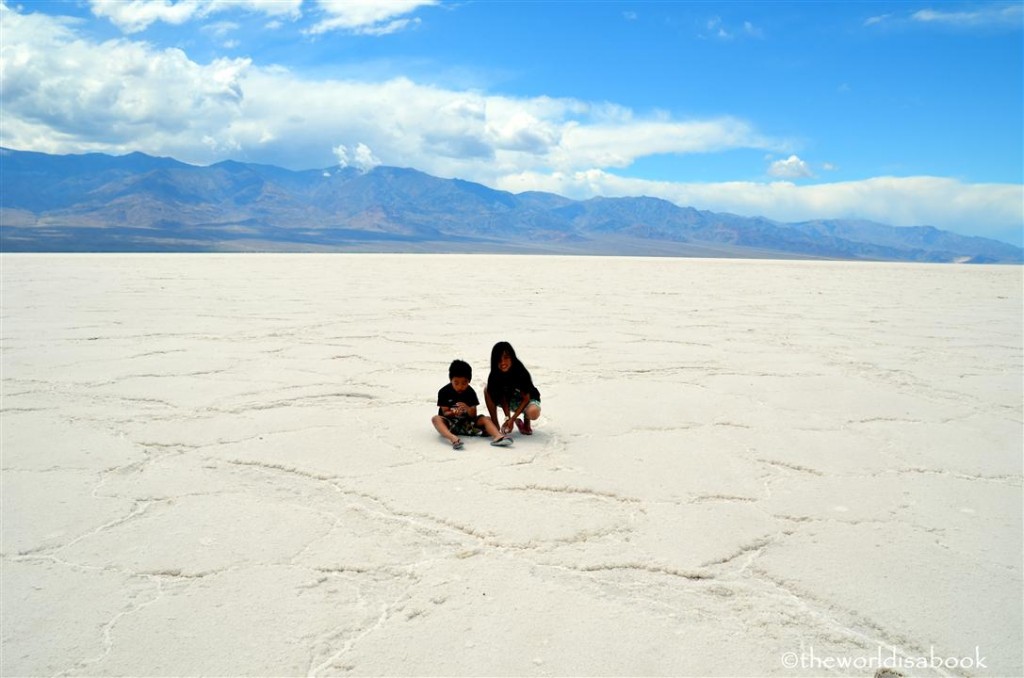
[501,418,514,434]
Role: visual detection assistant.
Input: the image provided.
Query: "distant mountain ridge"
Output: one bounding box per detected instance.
[1,147,1020,263]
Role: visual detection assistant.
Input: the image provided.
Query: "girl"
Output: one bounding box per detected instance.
[485,341,542,435]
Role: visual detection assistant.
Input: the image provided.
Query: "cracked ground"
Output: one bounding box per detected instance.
[2,254,1021,676]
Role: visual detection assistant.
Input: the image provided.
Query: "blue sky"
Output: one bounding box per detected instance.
[2,1,1022,244]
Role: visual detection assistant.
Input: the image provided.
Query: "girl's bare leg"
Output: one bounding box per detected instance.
[517,404,541,434]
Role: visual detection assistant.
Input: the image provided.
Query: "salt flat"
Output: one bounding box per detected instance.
[1,254,1021,677]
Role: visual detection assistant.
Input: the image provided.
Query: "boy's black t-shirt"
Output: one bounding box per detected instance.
[437,383,480,416]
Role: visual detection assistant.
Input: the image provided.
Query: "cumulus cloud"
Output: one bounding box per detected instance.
[1,3,250,152]
[332,144,349,167]
[352,143,381,171]
[89,0,301,33]
[334,142,380,172]
[768,155,813,179]
[89,0,199,32]
[306,0,439,35]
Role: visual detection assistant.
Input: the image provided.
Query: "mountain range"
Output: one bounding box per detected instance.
[1,147,1020,263]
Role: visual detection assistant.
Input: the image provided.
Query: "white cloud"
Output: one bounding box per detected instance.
[88,0,301,33]
[333,144,350,167]
[306,0,438,35]
[703,16,763,40]
[706,16,731,39]
[768,155,813,179]
[557,117,780,171]
[863,13,892,27]
[912,4,1023,27]
[1,3,250,150]
[867,4,1022,29]
[89,0,200,33]
[206,0,302,15]
[202,20,239,38]
[352,143,380,171]
[333,142,379,172]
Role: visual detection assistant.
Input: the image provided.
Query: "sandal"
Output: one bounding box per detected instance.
[452,439,464,450]
[490,436,513,447]
[515,418,533,435]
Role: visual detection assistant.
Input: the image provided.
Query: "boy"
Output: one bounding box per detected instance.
[433,359,513,450]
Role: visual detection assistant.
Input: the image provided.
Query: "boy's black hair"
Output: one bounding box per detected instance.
[449,359,472,381]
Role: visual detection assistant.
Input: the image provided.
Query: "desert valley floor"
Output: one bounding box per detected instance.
[2,254,1021,676]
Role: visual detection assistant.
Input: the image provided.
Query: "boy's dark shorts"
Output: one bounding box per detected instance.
[443,416,484,436]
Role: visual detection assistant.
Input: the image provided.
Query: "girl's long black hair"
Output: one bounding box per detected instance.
[486,341,540,402]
